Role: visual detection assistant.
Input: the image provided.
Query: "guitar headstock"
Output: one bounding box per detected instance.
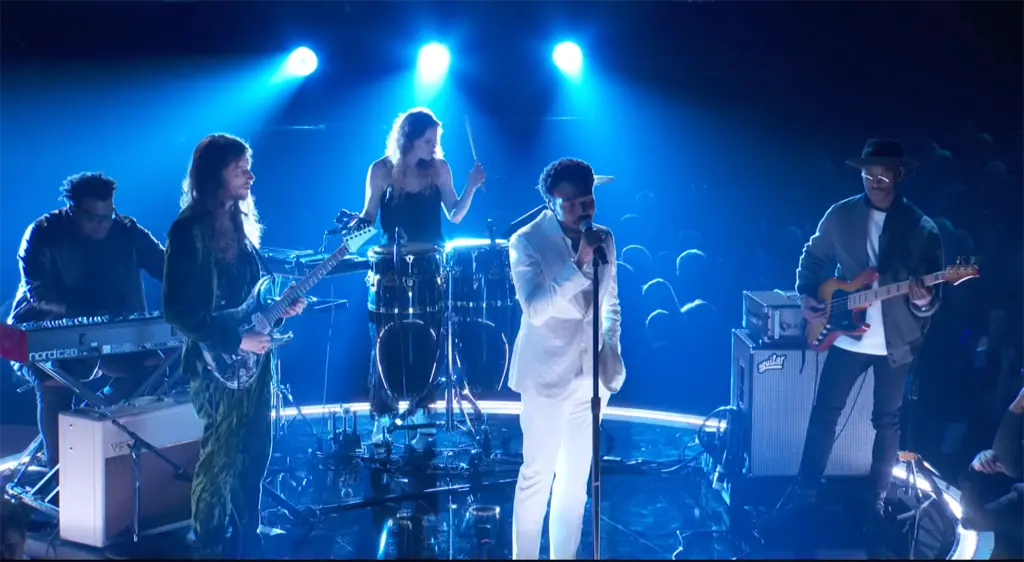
[341,221,378,252]
[945,257,980,285]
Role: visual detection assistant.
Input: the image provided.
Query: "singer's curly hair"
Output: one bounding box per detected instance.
[537,157,595,200]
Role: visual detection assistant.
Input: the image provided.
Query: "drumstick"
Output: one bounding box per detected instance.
[464,114,485,192]
[464,114,478,162]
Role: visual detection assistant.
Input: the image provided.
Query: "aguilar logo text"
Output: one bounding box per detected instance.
[756,353,786,374]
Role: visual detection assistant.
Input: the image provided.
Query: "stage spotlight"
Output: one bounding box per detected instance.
[552,41,583,76]
[285,47,318,77]
[417,42,451,81]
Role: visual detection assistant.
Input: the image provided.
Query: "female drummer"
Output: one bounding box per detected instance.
[358,107,487,453]
[359,107,486,242]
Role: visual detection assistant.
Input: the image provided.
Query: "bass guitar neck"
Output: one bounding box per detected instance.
[805,258,980,351]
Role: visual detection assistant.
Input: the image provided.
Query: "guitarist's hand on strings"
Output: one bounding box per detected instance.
[908,277,933,307]
[280,282,308,318]
[240,332,272,354]
[800,294,827,322]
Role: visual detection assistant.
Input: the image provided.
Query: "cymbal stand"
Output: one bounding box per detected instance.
[383,269,488,457]
[440,304,487,437]
[268,276,318,447]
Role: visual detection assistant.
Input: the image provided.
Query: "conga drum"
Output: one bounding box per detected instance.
[443,238,521,400]
[366,243,445,401]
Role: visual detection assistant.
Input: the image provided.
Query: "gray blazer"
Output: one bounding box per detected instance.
[796,193,944,367]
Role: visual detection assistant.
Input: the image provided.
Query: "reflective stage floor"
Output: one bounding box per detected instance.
[6,400,990,560]
[259,402,720,560]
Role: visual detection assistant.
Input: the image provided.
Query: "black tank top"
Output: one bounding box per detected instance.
[379,185,444,246]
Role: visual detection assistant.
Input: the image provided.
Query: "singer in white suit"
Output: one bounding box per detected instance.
[508,158,626,560]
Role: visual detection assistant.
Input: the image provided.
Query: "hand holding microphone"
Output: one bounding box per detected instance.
[577,215,608,267]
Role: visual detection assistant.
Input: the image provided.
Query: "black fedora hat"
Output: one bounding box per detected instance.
[846,138,918,169]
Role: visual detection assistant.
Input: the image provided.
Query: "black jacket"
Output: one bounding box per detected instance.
[796,193,944,367]
[161,205,262,372]
[7,209,165,324]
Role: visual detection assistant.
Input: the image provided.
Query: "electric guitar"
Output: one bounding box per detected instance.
[805,257,980,351]
[200,222,377,390]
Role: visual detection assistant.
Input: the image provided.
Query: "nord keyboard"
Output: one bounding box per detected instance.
[0,312,185,364]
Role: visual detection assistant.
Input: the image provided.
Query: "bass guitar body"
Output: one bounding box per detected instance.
[199,276,290,390]
[805,268,878,352]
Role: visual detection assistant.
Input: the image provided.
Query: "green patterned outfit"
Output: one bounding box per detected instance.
[162,206,272,558]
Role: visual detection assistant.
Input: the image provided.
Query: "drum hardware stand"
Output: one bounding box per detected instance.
[383,302,489,447]
[264,277,324,454]
[892,451,952,559]
[892,381,955,557]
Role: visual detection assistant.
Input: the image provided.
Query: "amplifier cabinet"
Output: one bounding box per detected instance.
[742,290,805,346]
[59,396,203,548]
[731,329,875,478]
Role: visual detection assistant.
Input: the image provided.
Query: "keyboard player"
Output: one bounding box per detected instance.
[6,172,166,469]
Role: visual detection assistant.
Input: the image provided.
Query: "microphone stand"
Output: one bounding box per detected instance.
[590,242,608,561]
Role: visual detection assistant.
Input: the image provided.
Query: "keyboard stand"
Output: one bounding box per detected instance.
[130,349,184,401]
[3,354,185,525]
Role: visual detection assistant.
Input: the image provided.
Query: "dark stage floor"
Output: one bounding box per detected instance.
[5,400,990,560]
[259,403,719,560]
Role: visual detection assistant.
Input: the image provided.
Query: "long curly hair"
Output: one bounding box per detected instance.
[384,107,444,187]
[180,133,263,261]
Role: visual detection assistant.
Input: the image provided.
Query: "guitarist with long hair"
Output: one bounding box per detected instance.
[163,134,306,558]
[789,139,944,529]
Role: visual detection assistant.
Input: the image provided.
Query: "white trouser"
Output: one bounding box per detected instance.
[512,376,609,560]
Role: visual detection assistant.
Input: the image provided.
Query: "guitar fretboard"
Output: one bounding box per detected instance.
[845,271,946,309]
[263,226,369,324]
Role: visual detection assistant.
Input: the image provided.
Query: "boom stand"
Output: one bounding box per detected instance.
[590,248,606,561]
[104,414,193,543]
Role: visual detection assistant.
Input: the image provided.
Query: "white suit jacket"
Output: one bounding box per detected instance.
[507,210,626,399]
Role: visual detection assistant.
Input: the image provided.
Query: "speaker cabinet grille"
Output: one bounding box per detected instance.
[731,329,875,477]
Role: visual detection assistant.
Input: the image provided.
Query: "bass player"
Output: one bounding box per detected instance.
[163,134,306,558]
[788,139,944,528]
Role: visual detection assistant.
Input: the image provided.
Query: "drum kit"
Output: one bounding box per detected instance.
[365,219,520,461]
[269,171,615,469]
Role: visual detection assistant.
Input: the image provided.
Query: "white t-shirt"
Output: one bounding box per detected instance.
[833,208,888,356]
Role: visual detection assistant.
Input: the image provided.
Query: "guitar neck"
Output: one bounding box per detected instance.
[264,244,349,324]
[846,270,946,309]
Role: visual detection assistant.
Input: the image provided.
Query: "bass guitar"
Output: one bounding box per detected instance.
[201,221,377,389]
[805,257,980,351]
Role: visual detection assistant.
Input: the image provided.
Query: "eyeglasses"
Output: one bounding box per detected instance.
[861,172,893,184]
[71,206,117,224]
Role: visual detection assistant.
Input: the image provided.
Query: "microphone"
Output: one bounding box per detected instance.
[578,215,608,265]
